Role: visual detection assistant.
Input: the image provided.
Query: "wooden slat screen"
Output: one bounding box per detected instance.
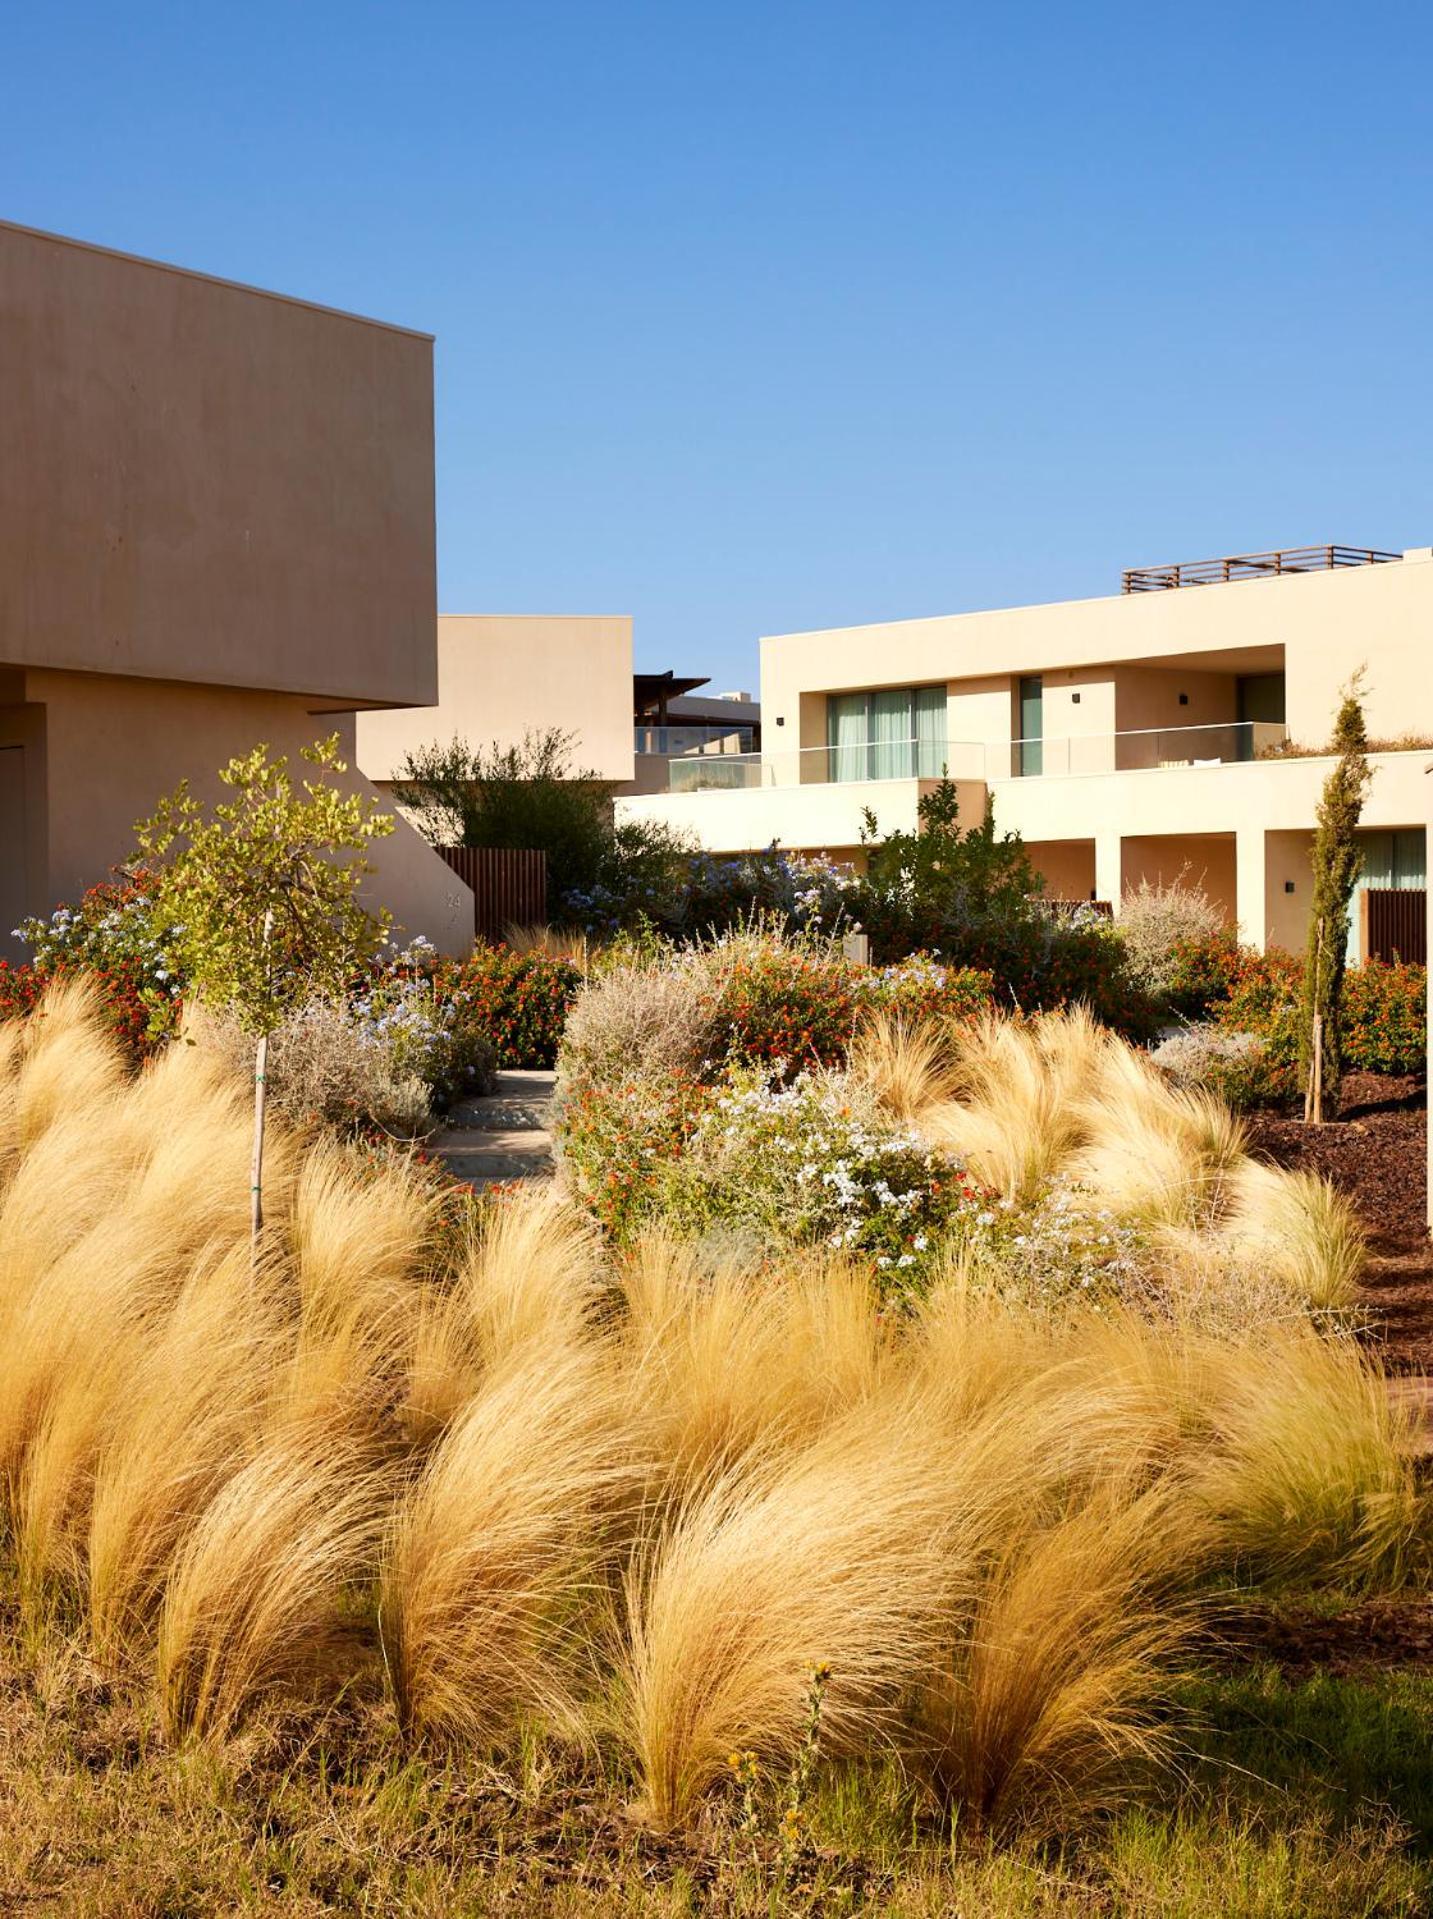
[1363,889,1427,965]
[438,847,548,943]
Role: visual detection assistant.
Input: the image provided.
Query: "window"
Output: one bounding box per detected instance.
[1017,675,1044,777]
[826,686,947,781]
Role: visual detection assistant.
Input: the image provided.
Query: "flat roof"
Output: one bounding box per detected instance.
[0,217,434,342]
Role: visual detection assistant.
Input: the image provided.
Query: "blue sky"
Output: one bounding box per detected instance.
[4,2,1430,689]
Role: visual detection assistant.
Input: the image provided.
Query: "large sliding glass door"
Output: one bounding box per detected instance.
[826,686,947,781]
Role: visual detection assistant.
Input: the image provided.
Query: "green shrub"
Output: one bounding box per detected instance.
[849,783,1153,1036]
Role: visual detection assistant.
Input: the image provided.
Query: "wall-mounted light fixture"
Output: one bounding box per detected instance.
[1178,692,1190,706]
[1284,880,1296,894]
[1071,692,1082,704]
[775,715,785,727]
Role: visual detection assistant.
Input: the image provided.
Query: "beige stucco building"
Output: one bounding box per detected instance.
[357,614,638,794]
[617,544,1433,957]
[0,220,473,961]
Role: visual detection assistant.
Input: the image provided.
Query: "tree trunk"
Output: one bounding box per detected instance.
[250,905,275,1248]
[250,1029,269,1243]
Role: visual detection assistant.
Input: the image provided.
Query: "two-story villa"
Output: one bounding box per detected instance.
[616,544,1433,957]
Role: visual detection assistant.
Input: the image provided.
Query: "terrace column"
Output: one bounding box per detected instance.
[1235,826,1269,953]
[1094,832,1122,915]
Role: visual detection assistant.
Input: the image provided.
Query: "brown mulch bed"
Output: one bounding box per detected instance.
[1244,1073,1432,1374]
[1216,1596,1433,1677]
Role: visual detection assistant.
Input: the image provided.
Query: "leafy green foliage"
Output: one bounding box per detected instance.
[1299,686,1373,1115]
[134,736,393,1037]
[849,781,1153,1036]
[392,726,616,903]
[854,779,1044,948]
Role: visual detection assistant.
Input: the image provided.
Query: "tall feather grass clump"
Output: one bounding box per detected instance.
[0,976,1423,1855]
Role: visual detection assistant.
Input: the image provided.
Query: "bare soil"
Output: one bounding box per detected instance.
[1244,1073,1432,1374]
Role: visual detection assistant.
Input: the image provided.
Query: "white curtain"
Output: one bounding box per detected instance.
[871,689,910,779]
[827,693,869,783]
[915,685,947,777]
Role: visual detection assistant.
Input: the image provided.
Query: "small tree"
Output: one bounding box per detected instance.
[1299,680,1372,1123]
[853,779,1044,957]
[134,736,394,1237]
[392,726,613,902]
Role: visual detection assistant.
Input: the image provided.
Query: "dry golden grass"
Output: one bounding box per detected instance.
[156,1427,387,1740]
[1219,1159,1366,1312]
[921,1009,1103,1200]
[617,1402,958,1831]
[0,980,1422,1864]
[913,1482,1209,1837]
[847,1012,967,1124]
[382,1341,633,1747]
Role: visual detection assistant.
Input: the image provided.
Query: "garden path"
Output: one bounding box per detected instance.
[433,1068,556,1189]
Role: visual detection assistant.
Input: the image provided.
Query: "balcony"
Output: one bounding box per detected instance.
[664,721,1289,791]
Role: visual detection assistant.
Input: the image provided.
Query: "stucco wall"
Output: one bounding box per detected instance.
[0,221,437,709]
[759,550,1433,752]
[17,669,471,958]
[1025,839,1096,901]
[616,776,986,856]
[357,614,634,785]
[1121,833,1238,925]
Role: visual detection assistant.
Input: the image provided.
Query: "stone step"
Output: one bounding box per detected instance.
[446,1095,553,1132]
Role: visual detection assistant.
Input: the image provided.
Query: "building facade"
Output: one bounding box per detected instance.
[0,220,472,959]
[616,544,1433,957]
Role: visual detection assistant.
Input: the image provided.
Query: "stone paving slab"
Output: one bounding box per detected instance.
[433,1069,557,1188]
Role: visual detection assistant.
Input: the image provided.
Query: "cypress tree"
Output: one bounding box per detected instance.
[1299,680,1372,1123]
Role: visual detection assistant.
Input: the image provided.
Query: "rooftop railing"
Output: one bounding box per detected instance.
[1122,544,1400,592]
[663,721,1291,792]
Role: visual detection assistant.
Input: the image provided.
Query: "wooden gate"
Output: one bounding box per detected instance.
[438,847,548,943]
[1362,889,1427,965]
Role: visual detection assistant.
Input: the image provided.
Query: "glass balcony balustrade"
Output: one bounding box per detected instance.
[662,721,1290,792]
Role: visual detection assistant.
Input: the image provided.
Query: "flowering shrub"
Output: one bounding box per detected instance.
[1213,950,1425,1080]
[562,845,857,942]
[1159,930,1245,1022]
[0,960,43,1024]
[856,955,995,1028]
[655,1067,987,1298]
[438,945,583,1068]
[556,1069,711,1243]
[711,945,863,1073]
[13,875,184,1058]
[966,1182,1151,1310]
[1342,961,1428,1076]
[354,941,496,1107]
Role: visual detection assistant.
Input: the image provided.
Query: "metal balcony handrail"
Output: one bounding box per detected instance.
[1122,544,1399,592]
